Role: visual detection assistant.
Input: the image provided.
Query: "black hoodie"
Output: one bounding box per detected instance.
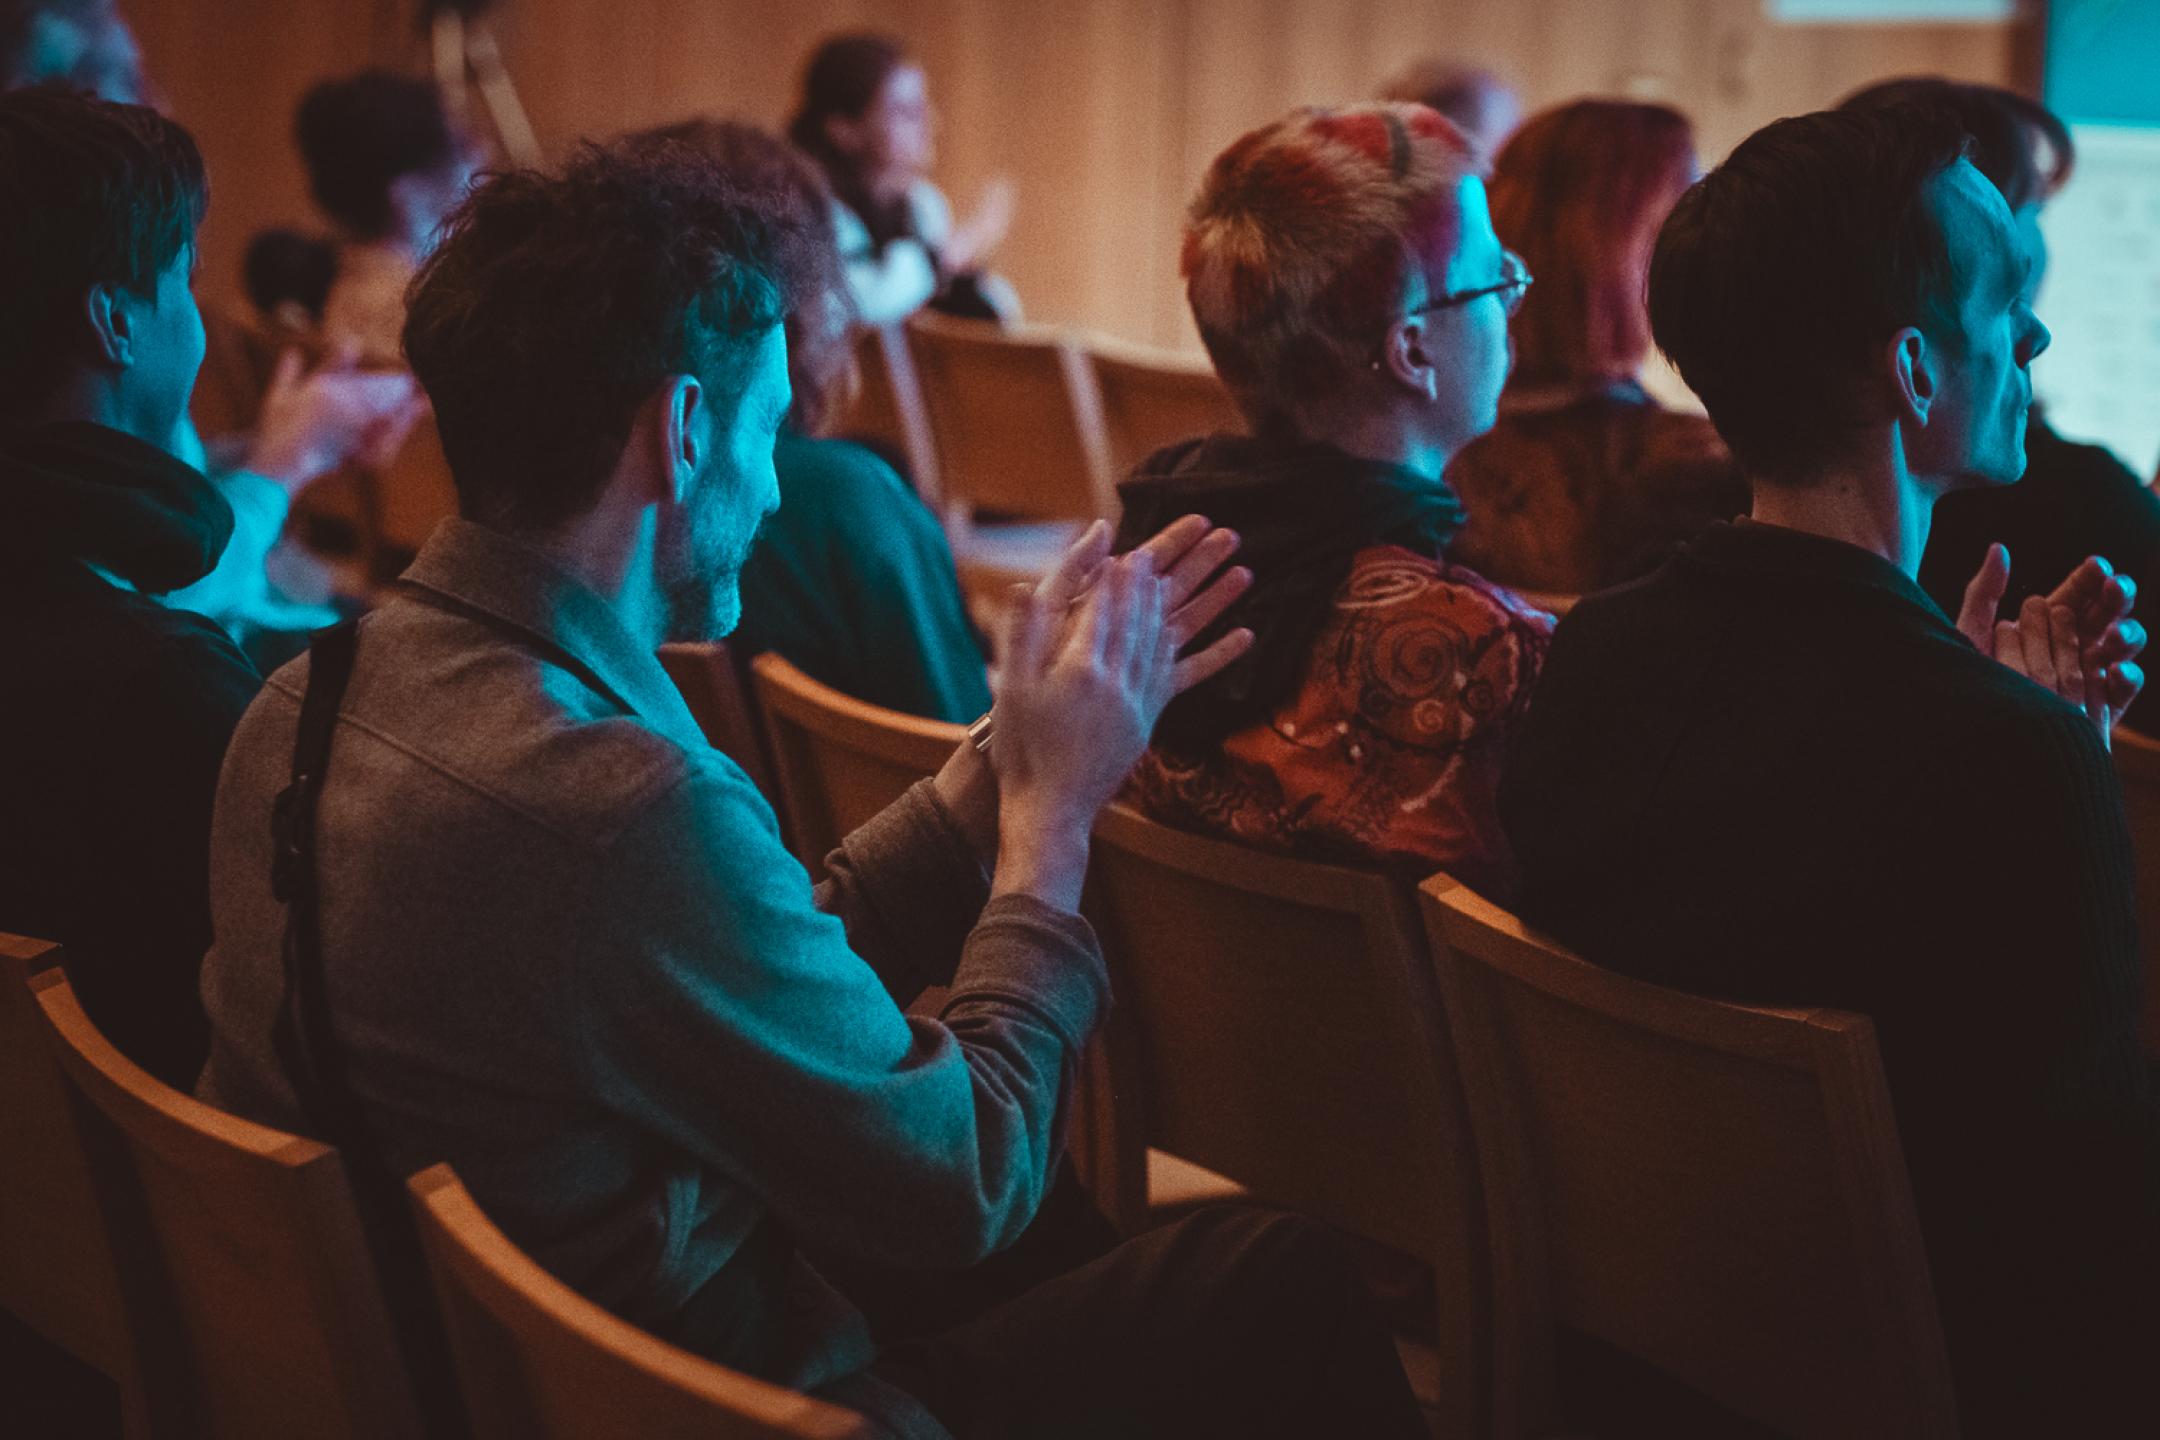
[1114,432,1466,752]
[0,422,260,1087]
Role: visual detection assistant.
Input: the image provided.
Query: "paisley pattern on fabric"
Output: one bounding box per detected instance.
[1132,544,1551,899]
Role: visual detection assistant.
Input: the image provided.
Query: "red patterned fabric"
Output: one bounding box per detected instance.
[1133,543,1551,899]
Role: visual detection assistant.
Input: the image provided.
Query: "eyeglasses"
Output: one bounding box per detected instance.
[1409,250,1534,320]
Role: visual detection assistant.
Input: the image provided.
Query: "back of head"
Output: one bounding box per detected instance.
[401,137,789,534]
[1491,99,1696,386]
[1646,104,1968,485]
[635,117,850,435]
[1,0,137,100]
[296,69,456,239]
[1840,76,2073,209]
[787,31,905,172]
[0,84,203,417]
[1377,58,1518,158]
[1183,101,1476,433]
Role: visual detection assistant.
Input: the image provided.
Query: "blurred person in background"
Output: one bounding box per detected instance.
[1117,101,1551,898]
[646,117,992,722]
[1446,99,1746,595]
[1377,57,1520,164]
[0,0,140,100]
[1844,77,2160,735]
[789,31,1018,326]
[298,68,482,366]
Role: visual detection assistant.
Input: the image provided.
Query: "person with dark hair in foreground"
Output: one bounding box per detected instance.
[648,117,991,722]
[0,88,405,1089]
[1842,77,2160,735]
[297,68,479,364]
[1503,104,2157,1433]
[1447,99,1746,594]
[196,137,1428,1437]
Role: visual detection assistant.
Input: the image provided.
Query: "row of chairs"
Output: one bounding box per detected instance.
[655,643,1959,1438]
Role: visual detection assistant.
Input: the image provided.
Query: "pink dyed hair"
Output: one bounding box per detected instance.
[1182,102,1477,431]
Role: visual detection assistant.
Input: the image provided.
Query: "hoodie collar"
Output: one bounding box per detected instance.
[0,421,234,594]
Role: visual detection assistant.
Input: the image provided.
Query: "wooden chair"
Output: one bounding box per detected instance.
[1513,589,1580,619]
[0,934,152,1436]
[1088,340,1243,479]
[1080,804,1487,1439]
[658,640,778,803]
[834,324,943,509]
[1418,876,1957,1440]
[904,313,1116,526]
[32,969,425,1438]
[2110,722,2160,1055]
[408,1164,870,1439]
[749,652,963,878]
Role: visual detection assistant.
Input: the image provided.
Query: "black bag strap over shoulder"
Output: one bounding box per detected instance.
[267,621,465,1436]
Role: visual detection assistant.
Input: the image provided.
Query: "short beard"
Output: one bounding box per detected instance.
[655,461,754,644]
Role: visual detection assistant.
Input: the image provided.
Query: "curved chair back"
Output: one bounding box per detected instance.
[1419,876,1956,1440]
[905,314,1116,524]
[659,640,777,804]
[2111,723,2160,1055]
[0,935,146,1427]
[1088,342,1243,479]
[1082,804,1487,1437]
[749,653,963,877]
[408,1165,869,1439]
[33,969,423,1438]
[836,324,943,508]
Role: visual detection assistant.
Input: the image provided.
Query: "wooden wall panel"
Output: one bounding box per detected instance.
[126,0,2034,354]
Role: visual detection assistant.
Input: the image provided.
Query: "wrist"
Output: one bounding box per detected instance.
[992,798,1092,912]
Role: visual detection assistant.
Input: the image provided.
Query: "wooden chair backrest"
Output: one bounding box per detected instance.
[1087,343,1243,479]
[1418,877,1957,1440]
[2110,723,2160,1055]
[0,935,136,1388]
[836,324,943,509]
[749,653,963,877]
[407,1165,868,1439]
[658,641,778,804]
[1513,588,1580,619]
[1081,804,1486,1437]
[905,314,1116,523]
[33,970,424,1438]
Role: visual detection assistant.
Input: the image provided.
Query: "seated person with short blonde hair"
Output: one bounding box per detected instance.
[1117,102,1551,897]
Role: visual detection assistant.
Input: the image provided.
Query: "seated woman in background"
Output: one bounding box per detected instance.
[1446,100,1746,595]
[1115,102,1551,897]
[788,31,1018,326]
[1844,78,2160,735]
[297,69,481,365]
[645,117,993,724]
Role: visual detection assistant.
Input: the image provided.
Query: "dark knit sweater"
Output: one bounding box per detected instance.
[1502,520,2160,1435]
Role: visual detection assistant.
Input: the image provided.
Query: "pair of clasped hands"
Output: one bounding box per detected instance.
[932,516,1252,914]
[1957,543,2147,746]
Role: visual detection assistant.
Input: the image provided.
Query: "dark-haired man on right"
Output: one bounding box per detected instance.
[1502,104,2159,1432]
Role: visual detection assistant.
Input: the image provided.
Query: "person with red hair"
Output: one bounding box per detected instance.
[1115,101,1551,896]
[1446,100,1746,595]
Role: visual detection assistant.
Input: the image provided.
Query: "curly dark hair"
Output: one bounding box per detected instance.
[402,137,791,533]
[0,84,204,415]
[1648,104,1970,486]
[296,69,458,239]
[634,117,853,435]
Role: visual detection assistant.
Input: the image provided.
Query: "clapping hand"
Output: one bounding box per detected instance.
[244,345,425,495]
[1957,544,2146,744]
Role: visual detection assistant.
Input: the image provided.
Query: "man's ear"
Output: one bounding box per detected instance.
[1378,315,1440,400]
[1889,326,1933,426]
[657,374,705,504]
[83,283,133,369]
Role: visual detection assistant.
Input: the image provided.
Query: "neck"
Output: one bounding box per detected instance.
[524,500,669,651]
[1300,407,1451,483]
[15,373,169,451]
[1747,434,1946,577]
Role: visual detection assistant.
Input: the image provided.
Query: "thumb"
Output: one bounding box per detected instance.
[1957,543,2011,652]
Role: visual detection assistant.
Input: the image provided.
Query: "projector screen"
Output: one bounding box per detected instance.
[2035,0,2160,481]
